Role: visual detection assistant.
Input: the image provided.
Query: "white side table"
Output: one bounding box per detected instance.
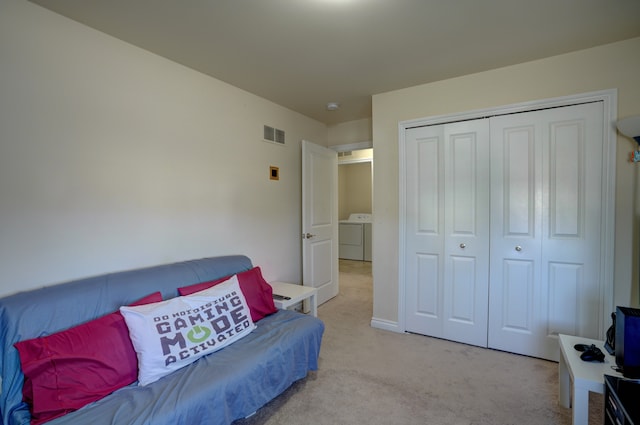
[269,282,318,317]
[558,334,621,425]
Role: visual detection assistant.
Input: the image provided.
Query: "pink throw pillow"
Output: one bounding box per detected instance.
[14,292,162,425]
[178,267,277,322]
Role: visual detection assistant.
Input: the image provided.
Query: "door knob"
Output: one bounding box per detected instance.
[303,233,316,239]
[459,243,466,249]
[515,245,522,252]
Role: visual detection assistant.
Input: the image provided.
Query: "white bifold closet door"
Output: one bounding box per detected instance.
[404,119,491,347]
[404,101,604,361]
[488,102,604,360]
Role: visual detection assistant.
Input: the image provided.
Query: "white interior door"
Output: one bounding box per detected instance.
[302,140,339,306]
[404,120,490,347]
[488,102,604,361]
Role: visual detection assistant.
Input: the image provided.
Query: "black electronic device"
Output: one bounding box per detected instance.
[604,311,616,355]
[580,345,605,362]
[615,306,640,379]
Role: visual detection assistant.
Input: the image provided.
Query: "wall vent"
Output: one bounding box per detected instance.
[338,151,353,157]
[264,125,275,142]
[263,125,285,145]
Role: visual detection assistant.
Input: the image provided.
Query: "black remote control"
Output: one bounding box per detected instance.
[273,294,291,301]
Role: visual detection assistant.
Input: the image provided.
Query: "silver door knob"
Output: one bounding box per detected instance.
[459,243,466,249]
[515,245,522,252]
[303,233,316,239]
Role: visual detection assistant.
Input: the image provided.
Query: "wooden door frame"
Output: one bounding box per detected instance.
[398,89,617,338]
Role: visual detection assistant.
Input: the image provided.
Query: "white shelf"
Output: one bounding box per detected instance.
[269,282,318,317]
[558,333,622,425]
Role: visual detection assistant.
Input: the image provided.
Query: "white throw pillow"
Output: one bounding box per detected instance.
[120,275,256,386]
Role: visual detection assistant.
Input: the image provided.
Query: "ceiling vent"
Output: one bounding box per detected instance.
[264,125,285,145]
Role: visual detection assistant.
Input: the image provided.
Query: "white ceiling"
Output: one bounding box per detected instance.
[28,0,640,125]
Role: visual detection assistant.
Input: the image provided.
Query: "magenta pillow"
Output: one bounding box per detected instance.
[14,292,162,425]
[178,266,277,322]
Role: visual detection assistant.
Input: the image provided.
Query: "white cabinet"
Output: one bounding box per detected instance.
[403,101,607,361]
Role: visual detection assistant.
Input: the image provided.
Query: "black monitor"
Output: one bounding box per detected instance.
[615,306,640,379]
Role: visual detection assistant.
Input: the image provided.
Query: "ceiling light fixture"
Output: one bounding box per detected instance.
[326,102,340,111]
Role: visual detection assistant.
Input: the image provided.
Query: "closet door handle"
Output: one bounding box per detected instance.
[515,245,522,252]
[459,243,466,249]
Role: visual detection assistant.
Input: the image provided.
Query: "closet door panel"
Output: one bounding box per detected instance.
[489,102,603,360]
[443,121,490,347]
[541,103,603,350]
[404,120,490,346]
[489,115,543,357]
[404,126,445,337]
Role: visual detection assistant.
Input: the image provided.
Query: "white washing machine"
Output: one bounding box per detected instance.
[339,213,372,261]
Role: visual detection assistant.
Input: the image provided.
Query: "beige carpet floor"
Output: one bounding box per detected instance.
[236,260,603,425]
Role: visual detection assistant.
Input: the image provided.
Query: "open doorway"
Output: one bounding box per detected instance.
[337,147,372,282]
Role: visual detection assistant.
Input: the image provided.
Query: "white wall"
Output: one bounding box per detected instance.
[328,118,372,147]
[372,37,640,327]
[338,162,372,220]
[0,0,327,297]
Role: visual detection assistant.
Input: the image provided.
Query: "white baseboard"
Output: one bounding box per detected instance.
[370,317,402,333]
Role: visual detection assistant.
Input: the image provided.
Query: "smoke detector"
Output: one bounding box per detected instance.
[326,102,340,111]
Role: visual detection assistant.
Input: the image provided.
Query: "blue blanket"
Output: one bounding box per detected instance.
[47,309,323,425]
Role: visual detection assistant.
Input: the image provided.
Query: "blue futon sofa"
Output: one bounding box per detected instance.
[0,255,324,425]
